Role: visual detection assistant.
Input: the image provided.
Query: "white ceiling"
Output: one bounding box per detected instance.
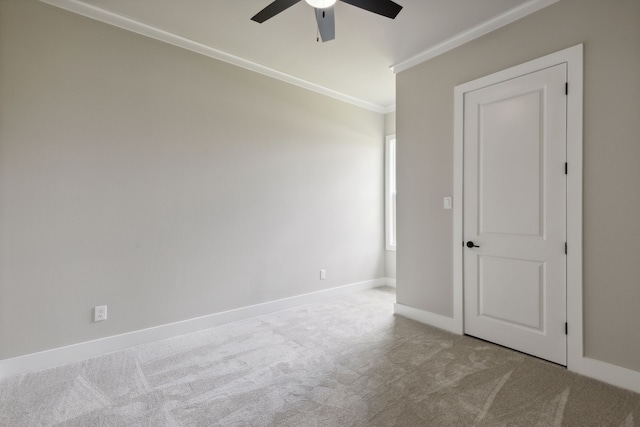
[42,0,556,112]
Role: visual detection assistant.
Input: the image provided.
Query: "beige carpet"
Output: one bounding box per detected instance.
[1,287,638,426]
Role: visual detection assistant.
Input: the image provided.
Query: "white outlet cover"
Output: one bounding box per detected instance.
[94,305,108,322]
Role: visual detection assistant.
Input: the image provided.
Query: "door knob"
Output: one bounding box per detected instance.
[466,241,480,248]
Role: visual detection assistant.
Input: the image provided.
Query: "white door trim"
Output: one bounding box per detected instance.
[452,44,583,371]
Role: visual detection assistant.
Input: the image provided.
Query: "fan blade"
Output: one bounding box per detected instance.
[340,0,402,19]
[315,7,335,42]
[251,0,301,23]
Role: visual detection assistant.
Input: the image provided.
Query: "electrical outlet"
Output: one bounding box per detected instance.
[320,269,327,280]
[94,305,108,322]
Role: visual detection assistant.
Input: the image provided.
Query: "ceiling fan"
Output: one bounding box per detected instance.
[251,0,403,43]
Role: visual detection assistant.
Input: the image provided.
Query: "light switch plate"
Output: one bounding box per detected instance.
[444,197,452,210]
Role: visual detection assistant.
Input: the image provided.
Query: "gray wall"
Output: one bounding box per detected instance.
[0,0,385,359]
[396,0,640,372]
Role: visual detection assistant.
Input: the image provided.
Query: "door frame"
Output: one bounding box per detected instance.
[452,44,583,371]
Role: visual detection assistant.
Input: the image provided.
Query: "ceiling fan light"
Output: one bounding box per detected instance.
[305,0,337,8]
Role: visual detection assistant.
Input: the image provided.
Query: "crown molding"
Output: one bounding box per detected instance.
[382,104,396,114]
[39,0,389,114]
[390,0,560,74]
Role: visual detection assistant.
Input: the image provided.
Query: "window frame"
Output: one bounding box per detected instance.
[385,135,396,251]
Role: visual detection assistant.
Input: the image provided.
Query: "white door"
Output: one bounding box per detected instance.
[463,64,567,365]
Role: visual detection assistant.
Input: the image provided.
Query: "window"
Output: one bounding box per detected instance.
[385,135,396,251]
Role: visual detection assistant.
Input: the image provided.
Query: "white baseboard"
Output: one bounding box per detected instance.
[394,305,640,394]
[385,278,396,288]
[0,278,387,380]
[394,303,462,334]
[578,357,640,394]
